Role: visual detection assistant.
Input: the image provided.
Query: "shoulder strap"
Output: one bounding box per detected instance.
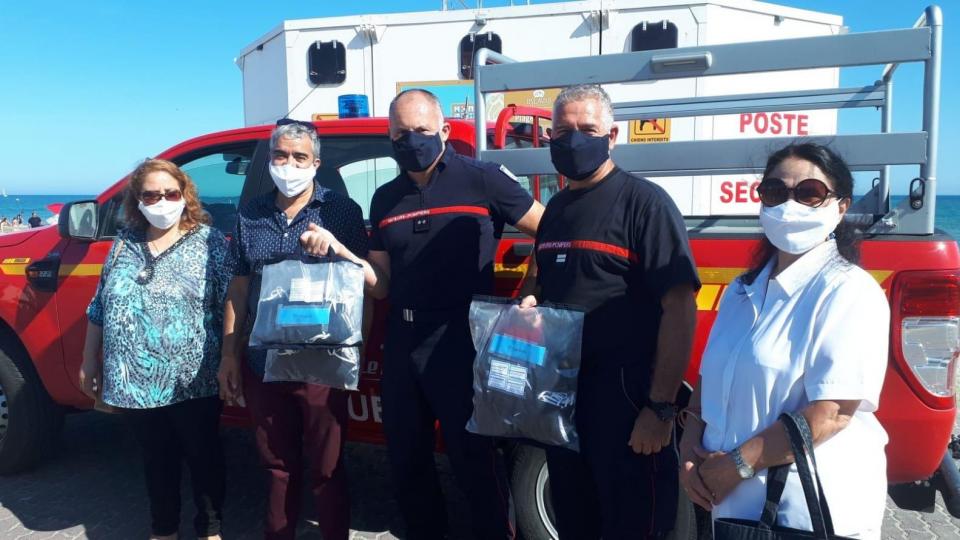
[780,412,836,539]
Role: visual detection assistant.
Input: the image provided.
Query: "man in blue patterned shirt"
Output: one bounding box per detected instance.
[220,120,385,540]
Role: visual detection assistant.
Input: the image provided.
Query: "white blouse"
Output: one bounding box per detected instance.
[699,240,890,539]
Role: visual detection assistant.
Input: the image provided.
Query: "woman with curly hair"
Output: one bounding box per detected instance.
[80,158,232,540]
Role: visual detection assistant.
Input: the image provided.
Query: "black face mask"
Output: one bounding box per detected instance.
[392,131,443,172]
[549,130,610,181]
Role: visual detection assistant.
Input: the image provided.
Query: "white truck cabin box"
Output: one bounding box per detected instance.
[237,0,842,216]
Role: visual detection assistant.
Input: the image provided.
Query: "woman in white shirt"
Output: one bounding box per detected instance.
[677,143,890,539]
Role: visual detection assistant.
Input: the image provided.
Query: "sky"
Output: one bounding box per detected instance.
[0,0,955,195]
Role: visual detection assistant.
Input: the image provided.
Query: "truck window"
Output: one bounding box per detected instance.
[631,20,678,51]
[102,142,258,238]
[308,40,346,86]
[317,136,396,221]
[339,157,399,219]
[460,32,502,79]
[176,143,257,234]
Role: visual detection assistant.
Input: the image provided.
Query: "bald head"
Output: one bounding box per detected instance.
[389,89,448,140]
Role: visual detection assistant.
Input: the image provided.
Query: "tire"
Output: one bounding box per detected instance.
[511,444,558,540]
[0,338,63,475]
[510,444,700,540]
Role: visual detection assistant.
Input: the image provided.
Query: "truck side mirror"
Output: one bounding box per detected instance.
[58,201,99,240]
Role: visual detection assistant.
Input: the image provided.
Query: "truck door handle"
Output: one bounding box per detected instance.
[512,243,533,256]
[26,256,61,293]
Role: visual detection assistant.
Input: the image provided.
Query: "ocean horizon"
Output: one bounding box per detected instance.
[10,194,960,242]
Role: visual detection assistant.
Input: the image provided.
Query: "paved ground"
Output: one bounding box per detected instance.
[0,411,957,540]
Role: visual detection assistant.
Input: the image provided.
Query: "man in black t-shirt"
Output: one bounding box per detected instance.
[520,85,700,539]
[28,212,42,228]
[369,89,544,539]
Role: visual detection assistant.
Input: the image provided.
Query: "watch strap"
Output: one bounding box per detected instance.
[732,446,755,479]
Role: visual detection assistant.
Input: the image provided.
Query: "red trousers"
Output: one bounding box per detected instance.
[243,366,350,540]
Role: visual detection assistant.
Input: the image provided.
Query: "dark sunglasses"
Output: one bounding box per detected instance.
[139,189,183,205]
[276,118,317,131]
[756,178,837,208]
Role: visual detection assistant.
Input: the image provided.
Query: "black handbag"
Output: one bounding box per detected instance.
[713,412,854,540]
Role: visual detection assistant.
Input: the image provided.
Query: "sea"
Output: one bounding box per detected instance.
[8,194,960,243]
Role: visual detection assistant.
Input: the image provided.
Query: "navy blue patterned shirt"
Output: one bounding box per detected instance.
[231,182,369,374]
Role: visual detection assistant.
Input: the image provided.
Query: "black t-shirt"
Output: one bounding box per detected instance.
[28,216,42,228]
[370,147,534,310]
[535,167,700,368]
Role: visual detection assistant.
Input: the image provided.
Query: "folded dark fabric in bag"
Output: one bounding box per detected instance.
[466,296,584,451]
[249,255,364,350]
[263,346,361,390]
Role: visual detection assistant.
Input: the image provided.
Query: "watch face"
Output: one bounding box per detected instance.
[738,465,753,479]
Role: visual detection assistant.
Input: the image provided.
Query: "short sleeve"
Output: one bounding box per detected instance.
[86,236,125,326]
[804,273,890,411]
[485,164,535,226]
[229,213,251,277]
[634,194,701,297]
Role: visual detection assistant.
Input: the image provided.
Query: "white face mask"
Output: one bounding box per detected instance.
[138,199,185,230]
[759,199,842,255]
[269,163,316,198]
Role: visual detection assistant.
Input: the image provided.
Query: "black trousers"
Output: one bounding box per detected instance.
[545,363,679,540]
[381,313,514,540]
[124,395,226,537]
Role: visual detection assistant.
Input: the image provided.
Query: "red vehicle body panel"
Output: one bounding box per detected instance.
[3,119,956,485]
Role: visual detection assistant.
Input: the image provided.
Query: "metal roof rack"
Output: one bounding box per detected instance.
[473,5,942,235]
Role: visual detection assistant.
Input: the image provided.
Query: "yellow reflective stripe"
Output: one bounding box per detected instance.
[494,262,529,276]
[2,257,30,264]
[696,284,723,311]
[867,270,893,285]
[58,264,103,277]
[698,267,745,284]
[0,264,26,276]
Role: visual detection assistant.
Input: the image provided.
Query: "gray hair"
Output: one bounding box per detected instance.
[270,122,321,161]
[553,84,615,131]
[389,89,445,125]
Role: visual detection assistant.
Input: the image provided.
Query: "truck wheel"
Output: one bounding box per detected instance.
[510,444,700,540]
[0,341,63,475]
[511,444,559,540]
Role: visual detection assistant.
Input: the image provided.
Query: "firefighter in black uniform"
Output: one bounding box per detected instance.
[367,89,544,540]
[520,84,700,539]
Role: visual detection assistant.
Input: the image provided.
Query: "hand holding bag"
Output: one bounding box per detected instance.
[713,412,853,540]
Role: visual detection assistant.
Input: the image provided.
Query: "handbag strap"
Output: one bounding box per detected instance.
[781,412,837,539]
[756,413,837,538]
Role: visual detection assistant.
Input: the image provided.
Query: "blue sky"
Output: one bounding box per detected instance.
[0,0,954,195]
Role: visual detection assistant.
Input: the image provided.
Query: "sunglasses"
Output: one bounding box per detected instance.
[276,118,317,131]
[756,178,837,208]
[139,189,183,205]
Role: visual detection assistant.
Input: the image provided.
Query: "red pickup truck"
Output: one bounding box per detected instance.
[0,113,956,540]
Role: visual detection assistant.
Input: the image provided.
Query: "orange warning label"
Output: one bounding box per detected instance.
[628,118,671,143]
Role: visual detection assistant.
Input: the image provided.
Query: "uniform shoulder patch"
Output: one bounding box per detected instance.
[498,164,519,183]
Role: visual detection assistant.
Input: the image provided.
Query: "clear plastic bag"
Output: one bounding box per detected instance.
[466,296,584,451]
[249,255,364,350]
[262,346,361,390]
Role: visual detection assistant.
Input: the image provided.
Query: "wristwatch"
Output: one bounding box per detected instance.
[646,400,678,422]
[731,447,755,479]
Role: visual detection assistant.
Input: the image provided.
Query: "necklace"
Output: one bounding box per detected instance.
[136,227,197,285]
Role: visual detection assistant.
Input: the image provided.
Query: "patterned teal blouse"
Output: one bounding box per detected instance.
[87,224,232,409]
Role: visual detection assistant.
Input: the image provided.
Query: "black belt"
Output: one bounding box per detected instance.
[391,305,468,324]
